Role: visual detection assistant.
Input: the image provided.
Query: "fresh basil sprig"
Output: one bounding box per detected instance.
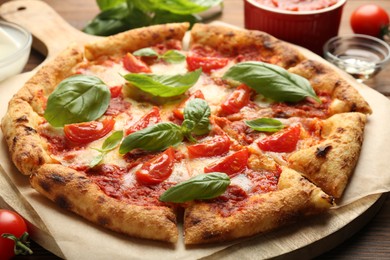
[119,98,210,154]
[223,61,321,103]
[159,172,230,203]
[133,48,186,64]
[245,118,284,133]
[90,131,123,167]
[83,0,223,36]
[123,69,201,98]
[44,75,111,127]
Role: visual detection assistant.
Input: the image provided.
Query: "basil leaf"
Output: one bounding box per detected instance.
[133,48,159,58]
[161,50,186,64]
[153,0,223,15]
[183,98,211,136]
[44,75,110,127]
[245,118,284,132]
[223,61,321,103]
[123,69,201,97]
[119,122,183,154]
[159,172,230,203]
[90,131,123,168]
[97,0,126,11]
[181,119,197,143]
[101,130,123,151]
[90,153,105,168]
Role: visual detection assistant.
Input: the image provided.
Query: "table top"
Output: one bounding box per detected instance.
[2,0,390,259]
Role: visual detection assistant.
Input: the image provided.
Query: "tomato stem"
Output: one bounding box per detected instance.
[2,232,33,255]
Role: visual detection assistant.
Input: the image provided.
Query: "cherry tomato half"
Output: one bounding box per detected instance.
[350,4,390,37]
[186,55,229,73]
[204,148,249,177]
[219,84,252,116]
[125,107,161,135]
[0,209,29,259]
[172,90,205,120]
[135,147,175,185]
[187,135,231,158]
[64,118,115,144]
[257,125,301,153]
[122,53,152,73]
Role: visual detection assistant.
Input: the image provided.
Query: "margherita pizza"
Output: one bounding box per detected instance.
[1,23,371,244]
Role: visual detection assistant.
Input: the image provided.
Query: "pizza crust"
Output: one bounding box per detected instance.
[184,167,333,244]
[288,112,367,198]
[30,164,179,243]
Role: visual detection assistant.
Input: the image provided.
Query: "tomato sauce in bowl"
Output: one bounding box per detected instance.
[254,0,339,11]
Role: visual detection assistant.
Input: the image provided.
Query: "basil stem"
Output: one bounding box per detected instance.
[159,172,230,203]
[223,61,321,103]
[123,69,201,98]
[44,75,111,127]
[245,118,284,132]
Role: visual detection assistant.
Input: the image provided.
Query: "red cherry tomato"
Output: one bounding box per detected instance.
[135,147,175,185]
[350,4,390,37]
[257,125,301,153]
[122,53,151,73]
[186,55,229,73]
[220,84,251,115]
[125,107,161,135]
[204,148,249,177]
[109,86,123,98]
[0,209,31,259]
[187,135,231,158]
[172,90,205,120]
[64,118,115,144]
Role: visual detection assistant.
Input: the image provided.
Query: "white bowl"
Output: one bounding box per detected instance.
[0,21,32,82]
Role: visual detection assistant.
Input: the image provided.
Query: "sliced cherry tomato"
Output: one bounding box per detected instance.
[135,147,175,185]
[186,55,229,73]
[0,209,32,259]
[204,148,249,177]
[257,125,301,153]
[125,107,161,135]
[122,53,151,73]
[350,4,389,38]
[64,118,115,144]
[220,84,251,115]
[109,86,123,98]
[187,135,231,158]
[172,90,205,120]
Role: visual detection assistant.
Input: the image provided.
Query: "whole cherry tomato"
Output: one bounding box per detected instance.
[350,4,389,38]
[64,118,115,144]
[0,209,33,259]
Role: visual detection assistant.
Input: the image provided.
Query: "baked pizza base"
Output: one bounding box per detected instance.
[1,22,371,244]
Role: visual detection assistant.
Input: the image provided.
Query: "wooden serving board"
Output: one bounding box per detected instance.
[0,1,387,259]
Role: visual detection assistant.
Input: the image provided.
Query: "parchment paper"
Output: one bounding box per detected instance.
[1,41,390,260]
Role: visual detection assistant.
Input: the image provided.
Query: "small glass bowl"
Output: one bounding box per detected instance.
[323,34,390,82]
[0,21,32,82]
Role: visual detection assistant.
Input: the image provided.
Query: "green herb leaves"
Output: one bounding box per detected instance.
[44,75,111,127]
[123,69,201,98]
[83,0,223,36]
[119,98,210,154]
[133,48,186,64]
[159,172,230,203]
[223,61,321,103]
[90,131,123,167]
[245,118,284,132]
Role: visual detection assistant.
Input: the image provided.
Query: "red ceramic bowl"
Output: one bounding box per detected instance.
[244,0,347,55]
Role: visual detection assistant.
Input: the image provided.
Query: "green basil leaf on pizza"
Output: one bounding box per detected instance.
[159,172,230,203]
[223,61,321,103]
[245,118,284,132]
[44,75,111,127]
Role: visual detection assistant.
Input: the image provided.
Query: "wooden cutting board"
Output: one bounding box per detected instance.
[0,1,387,259]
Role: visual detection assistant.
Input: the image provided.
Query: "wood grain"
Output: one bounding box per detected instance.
[0,0,389,259]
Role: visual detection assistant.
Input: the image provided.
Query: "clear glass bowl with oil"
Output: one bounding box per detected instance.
[323,34,390,82]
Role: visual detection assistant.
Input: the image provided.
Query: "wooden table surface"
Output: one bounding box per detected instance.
[1,0,390,259]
